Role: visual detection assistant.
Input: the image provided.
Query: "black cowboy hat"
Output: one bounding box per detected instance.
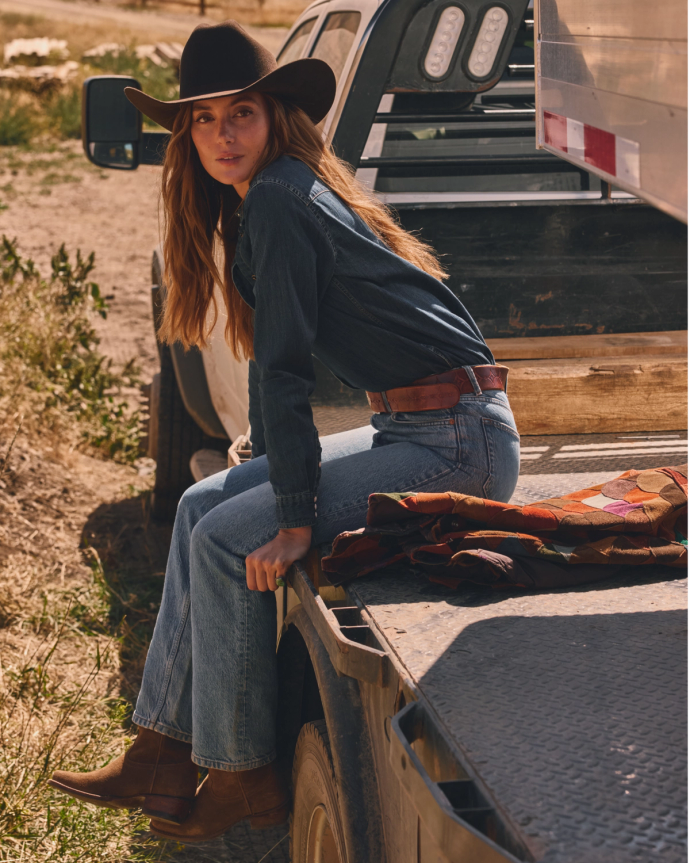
[125,20,337,130]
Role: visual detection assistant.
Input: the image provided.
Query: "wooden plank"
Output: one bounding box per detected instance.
[487,331,687,361]
[505,354,688,435]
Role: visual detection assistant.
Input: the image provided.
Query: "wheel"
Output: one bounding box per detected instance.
[148,253,229,522]
[150,341,207,521]
[291,721,347,863]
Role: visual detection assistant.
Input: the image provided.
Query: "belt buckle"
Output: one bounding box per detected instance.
[380,390,393,413]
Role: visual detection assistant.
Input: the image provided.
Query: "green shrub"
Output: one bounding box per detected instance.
[0,237,143,462]
[0,96,39,145]
[45,86,82,139]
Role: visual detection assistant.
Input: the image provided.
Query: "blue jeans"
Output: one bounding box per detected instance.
[133,392,520,770]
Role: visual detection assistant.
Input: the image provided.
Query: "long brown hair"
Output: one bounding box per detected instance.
[159,95,447,359]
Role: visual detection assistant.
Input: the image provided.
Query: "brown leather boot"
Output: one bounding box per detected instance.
[149,761,290,841]
[48,727,198,824]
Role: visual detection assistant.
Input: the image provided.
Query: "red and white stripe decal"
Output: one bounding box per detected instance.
[543,111,640,188]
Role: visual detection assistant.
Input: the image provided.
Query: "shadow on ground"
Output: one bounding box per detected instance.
[80,492,291,862]
[81,492,172,703]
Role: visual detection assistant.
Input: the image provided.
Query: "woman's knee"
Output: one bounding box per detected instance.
[189,510,247,585]
[176,474,228,529]
[189,487,279,572]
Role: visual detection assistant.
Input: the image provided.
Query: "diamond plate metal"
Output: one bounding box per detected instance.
[351,473,687,862]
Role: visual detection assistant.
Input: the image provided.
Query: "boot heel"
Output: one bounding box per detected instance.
[142,794,192,825]
[249,803,291,830]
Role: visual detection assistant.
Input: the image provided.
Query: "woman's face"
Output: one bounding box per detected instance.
[190,92,270,198]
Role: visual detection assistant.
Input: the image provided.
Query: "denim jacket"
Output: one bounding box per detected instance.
[232,155,493,529]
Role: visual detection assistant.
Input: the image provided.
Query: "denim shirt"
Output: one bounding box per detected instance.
[232,154,493,529]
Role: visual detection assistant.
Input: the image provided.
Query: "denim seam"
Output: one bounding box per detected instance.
[454,411,462,465]
[332,277,382,324]
[275,491,315,503]
[309,188,332,204]
[191,751,276,772]
[319,464,455,519]
[150,591,191,726]
[389,416,454,427]
[239,563,249,766]
[481,417,496,498]
[424,343,455,369]
[482,416,521,441]
[132,715,193,745]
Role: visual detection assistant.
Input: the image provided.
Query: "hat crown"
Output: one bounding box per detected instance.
[179,20,278,100]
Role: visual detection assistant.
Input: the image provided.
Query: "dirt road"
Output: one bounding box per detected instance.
[0,145,164,380]
[0,0,290,55]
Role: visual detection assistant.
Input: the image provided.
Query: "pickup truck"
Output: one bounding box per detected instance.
[81,0,687,860]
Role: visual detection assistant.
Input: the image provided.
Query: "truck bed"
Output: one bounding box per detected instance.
[348,471,687,862]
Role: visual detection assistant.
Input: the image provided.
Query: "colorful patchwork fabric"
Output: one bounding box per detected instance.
[321,465,688,590]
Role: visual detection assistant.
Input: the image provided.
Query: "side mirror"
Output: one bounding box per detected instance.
[82,76,142,169]
[82,76,171,170]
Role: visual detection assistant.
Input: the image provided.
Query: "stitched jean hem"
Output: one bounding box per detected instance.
[191,750,276,771]
[133,713,193,745]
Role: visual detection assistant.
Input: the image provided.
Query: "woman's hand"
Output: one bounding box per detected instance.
[246,527,312,592]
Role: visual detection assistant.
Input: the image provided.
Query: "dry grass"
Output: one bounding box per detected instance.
[0,435,167,861]
[0,12,165,60]
[0,0,306,146]
[0,239,178,861]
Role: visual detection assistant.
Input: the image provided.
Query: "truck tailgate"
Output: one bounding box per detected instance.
[349,473,687,862]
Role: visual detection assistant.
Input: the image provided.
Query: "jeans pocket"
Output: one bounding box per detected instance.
[373,409,460,465]
[481,417,521,502]
[389,408,454,427]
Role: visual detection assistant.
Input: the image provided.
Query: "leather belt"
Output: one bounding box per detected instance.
[366,365,509,413]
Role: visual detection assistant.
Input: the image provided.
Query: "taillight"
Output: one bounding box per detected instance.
[467,6,509,78]
[424,6,466,78]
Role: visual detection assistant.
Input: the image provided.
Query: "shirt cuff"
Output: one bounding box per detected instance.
[275,491,318,529]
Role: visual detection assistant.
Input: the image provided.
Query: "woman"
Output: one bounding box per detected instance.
[49,20,520,842]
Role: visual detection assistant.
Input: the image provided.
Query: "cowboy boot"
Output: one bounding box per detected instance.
[149,761,290,842]
[48,727,198,824]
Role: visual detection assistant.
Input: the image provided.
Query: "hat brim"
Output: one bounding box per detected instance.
[124,58,336,131]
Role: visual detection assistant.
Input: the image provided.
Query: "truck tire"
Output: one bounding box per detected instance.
[291,720,347,863]
[152,341,215,522]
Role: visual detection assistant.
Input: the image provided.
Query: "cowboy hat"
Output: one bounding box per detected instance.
[124,20,337,130]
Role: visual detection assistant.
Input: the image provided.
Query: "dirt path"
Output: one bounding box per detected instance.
[0,144,164,381]
[0,0,290,55]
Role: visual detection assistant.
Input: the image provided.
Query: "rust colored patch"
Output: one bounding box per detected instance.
[564,487,604,502]
[624,487,660,504]
[562,501,594,513]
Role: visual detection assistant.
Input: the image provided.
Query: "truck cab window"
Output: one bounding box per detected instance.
[310,12,361,84]
[277,18,317,66]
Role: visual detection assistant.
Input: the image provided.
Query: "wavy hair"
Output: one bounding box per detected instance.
[159,95,447,359]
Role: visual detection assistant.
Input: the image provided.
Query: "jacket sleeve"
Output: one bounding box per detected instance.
[247,359,266,458]
[244,182,336,528]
